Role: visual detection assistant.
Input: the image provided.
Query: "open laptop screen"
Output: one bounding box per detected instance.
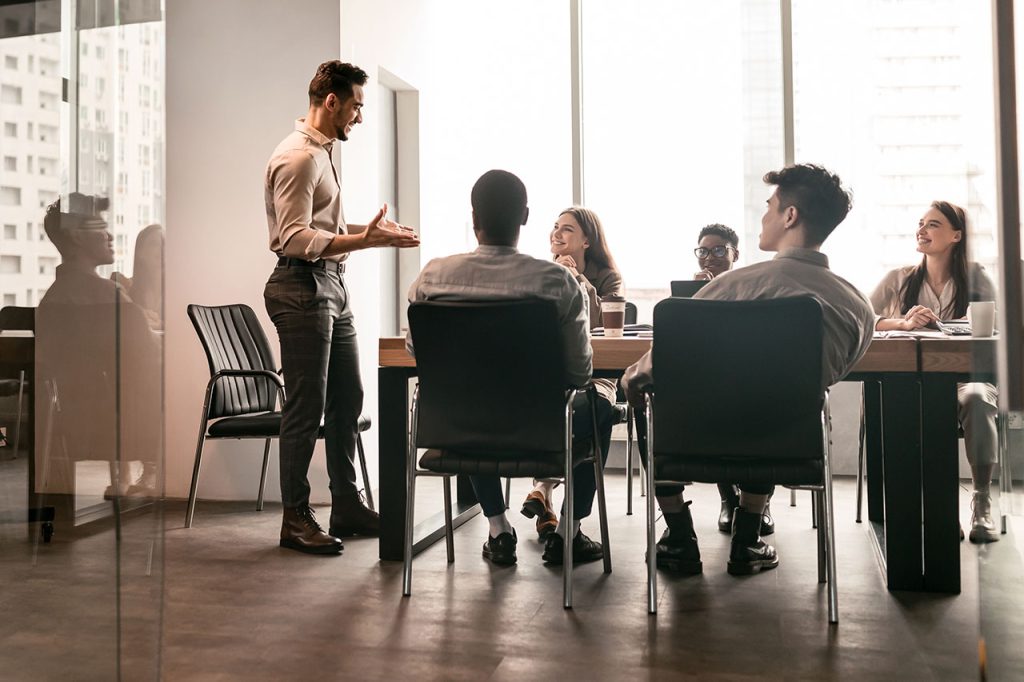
[670,280,710,298]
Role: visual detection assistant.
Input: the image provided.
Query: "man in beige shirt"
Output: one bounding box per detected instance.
[623,163,874,577]
[264,61,419,555]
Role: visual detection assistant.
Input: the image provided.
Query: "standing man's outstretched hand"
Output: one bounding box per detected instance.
[362,203,420,248]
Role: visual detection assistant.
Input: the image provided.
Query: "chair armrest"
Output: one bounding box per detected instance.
[209,369,285,390]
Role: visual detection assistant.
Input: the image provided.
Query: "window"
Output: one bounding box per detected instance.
[4,55,16,69]
[3,224,16,239]
[1,84,22,105]
[26,222,33,239]
[39,91,58,111]
[3,122,16,137]
[0,186,21,206]
[0,256,22,275]
[3,156,16,172]
[38,257,56,276]
[1,294,15,306]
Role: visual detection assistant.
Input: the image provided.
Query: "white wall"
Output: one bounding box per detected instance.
[165,0,345,502]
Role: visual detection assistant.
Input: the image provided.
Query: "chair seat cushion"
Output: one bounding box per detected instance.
[419,447,591,478]
[655,457,824,487]
[208,413,371,438]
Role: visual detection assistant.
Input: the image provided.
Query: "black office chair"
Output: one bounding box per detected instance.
[642,296,838,623]
[0,306,34,459]
[403,300,612,609]
[185,304,373,528]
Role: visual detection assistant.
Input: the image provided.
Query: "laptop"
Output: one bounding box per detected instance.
[670,279,710,298]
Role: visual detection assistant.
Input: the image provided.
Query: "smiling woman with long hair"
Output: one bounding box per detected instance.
[871,200,999,543]
[518,206,623,541]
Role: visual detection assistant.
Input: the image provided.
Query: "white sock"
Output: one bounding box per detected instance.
[531,479,556,497]
[487,514,513,538]
[554,515,580,538]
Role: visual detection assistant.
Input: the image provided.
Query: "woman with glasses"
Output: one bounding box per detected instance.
[871,200,999,543]
[519,207,623,540]
[694,223,740,280]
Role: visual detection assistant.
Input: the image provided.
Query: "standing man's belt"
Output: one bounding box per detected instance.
[277,256,345,275]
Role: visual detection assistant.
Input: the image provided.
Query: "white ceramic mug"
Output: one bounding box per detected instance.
[968,301,995,337]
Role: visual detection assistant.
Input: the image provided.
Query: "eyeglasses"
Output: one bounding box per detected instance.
[694,245,735,259]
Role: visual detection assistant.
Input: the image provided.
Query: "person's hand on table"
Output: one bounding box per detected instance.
[900,304,939,331]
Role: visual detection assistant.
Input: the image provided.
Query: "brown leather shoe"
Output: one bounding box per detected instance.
[329,490,380,537]
[280,506,343,555]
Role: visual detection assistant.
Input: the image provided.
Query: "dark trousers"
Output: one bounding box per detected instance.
[632,406,773,497]
[265,265,363,508]
[471,392,614,519]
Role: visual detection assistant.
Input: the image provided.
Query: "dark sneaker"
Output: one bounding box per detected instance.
[542,530,604,565]
[482,529,518,565]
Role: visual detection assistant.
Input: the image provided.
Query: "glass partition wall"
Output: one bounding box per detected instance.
[0,1,164,678]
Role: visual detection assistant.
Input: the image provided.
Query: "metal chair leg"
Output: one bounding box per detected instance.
[257,438,272,511]
[563,393,575,610]
[823,396,839,624]
[645,394,658,615]
[790,488,796,507]
[624,404,633,516]
[504,477,511,510]
[356,433,375,512]
[816,489,826,583]
[811,490,818,529]
[403,388,421,597]
[185,428,208,528]
[998,413,1010,534]
[11,370,25,458]
[856,386,866,523]
[591,396,611,574]
[443,475,455,564]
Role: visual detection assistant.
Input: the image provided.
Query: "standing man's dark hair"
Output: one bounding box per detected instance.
[263,59,418,555]
[762,164,852,246]
[308,60,368,106]
[470,170,529,246]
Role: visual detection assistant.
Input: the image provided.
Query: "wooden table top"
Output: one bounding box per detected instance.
[380,335,923,374]
[918,336,997,374]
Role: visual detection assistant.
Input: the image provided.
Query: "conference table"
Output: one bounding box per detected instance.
[378,333,994,594]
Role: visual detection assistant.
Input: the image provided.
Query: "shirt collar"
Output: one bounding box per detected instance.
[474,244,519,256]
[295,118,334,150]
[773,247,829,269]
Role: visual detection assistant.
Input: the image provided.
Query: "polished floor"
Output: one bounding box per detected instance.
[3,475,1023,680]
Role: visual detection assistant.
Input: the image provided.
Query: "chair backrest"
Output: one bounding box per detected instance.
[670,280,709,298]
[624,301,638,325]
[187,304,279,419]
[651,296,824,460]
[408,300,570,453]
[0,306,35,332]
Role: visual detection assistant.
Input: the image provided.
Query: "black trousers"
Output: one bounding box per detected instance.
[632,406,773,497]
[471,392,614,519]
[264,265,363,508]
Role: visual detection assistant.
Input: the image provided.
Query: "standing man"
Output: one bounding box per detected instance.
[265,61,419,555]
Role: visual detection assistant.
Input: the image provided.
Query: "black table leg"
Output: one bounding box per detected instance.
[881,373,924,591]
[863,379,885,523]
[921,373,961,593]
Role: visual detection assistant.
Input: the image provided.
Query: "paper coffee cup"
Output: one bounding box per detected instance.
[969,301,995,337]
[601,298,626,337]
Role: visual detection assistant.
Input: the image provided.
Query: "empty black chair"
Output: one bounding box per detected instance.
[0,305,35,332]
[185,304,373,527]
[403,300,612,609]
[0,306,35,459]
[642,296,838,623]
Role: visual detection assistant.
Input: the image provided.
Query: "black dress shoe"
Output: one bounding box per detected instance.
[654,505,702,574]
[482,529,517,565]
[760,503,775,536]
[542,530,603,564]
[727,508,778,575]
[329,490,380,538]
[280,506,343,555]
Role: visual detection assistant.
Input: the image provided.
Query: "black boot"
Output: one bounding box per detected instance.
[654,501,702,574]
[760,488,775,536]
[329,490,380,537]
[280,506,343,555]
[717,484,739,533]
[727,507,778,575]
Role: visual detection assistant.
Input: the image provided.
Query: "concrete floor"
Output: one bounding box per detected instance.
[2,475,1023,680]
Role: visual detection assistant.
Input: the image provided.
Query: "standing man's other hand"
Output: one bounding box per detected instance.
[363,203,420,248]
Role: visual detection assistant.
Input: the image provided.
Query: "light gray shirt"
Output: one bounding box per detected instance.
[407,245,596,397]
[264,118,347,263]
[622,247,875,400]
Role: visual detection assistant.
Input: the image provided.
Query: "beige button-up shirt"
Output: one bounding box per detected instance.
[622,248,875,400]
[265,119,347,263]
[869,263,996,320]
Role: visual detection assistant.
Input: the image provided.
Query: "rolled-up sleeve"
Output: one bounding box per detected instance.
[267,150,336,261]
